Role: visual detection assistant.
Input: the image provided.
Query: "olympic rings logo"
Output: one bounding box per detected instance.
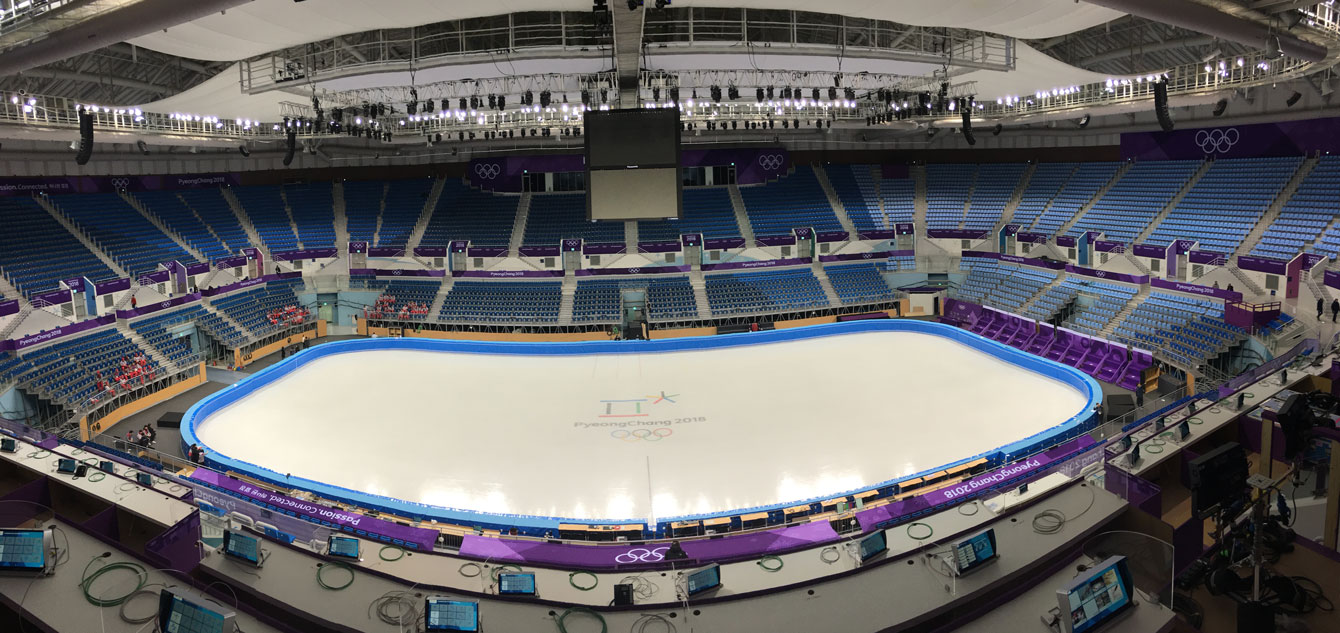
[757,153,784,170]
[610,428,673,442]
[615,547,669,563]
[628,267,642,274]
[110,177,130,190]
[1194,128,1239,154]
[474,163,502,179]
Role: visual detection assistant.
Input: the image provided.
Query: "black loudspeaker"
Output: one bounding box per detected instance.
[238,145,250,157]
[613,584,634,606]
[992,123,1003,136]
[1212,99,1228,117]
[282,126,297,167]
[75,107,94,165]
[1153,79,1174,131]
[960,102,975,146]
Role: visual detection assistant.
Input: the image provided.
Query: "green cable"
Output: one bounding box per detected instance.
[81,457,100,466]
[316,561,355,590]
[1243,392,1255,399]
[490,563,523,582]
[88,472,106,483]
[80,557,148,607]
[1146,445,1164,454]
[568,571,598,591]
[756,555,784,572]
[28,450,50,459]
[1188,417,1204,425]
[556,606,607,633]
[378,545,405,561]
[906,522,934,540]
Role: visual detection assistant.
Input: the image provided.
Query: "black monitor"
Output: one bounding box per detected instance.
[222,530,262,567]
[1057,555,1136,633]
[0,438,15,453]
[953,528,998,575]
[136,472,154,487]
[858,530,888,562]
[98,461,115,474]
[1189,442,1249,518]
[327,535,360,560]
[56,458,77,474]
[425,597,479,631]
[685,563,721,597]
[157,586,236,633]
[498,572,536,595]
[0,529,54,576]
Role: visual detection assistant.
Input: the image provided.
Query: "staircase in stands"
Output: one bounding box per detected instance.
[119,191,210,264]
[1017,276,1066,315]
[624,219,639,254]
[31,195,130,279]
[332,181,350,251]
[689,270,712,318]
[812,165,860,236]
[202,300,255,340]
[810,262,842,308]
[557,273,577,324]
[911,166,928,230]
[115,321,171,367]
[220,187,267,257]
[1053,162,1132,237]
[370,183,390,246]
[1018,165,1077,232]
[870,165,890,230]
[1235,157,1318,258]
[726,185,757,248]
[177,193,236,256]
[1100,286,1150,337]
[275,189,305,249]
[405,178,446,251]
[507,193,532,256]
[956,170,979,230]
[1131,159,1214,244]
[991,163,1035,236]
[1122,251,1154,276]
[1227,265,1266,298]
[428,277,454,316]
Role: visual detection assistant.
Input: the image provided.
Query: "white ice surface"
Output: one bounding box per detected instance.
[196,331,1089,521]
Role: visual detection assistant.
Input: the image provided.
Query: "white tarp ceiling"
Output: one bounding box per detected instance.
[128,0,1122,62]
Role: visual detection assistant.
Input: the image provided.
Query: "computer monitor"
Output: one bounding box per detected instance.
[56,458,77,474]
[953,528,998,575]
[157,586,236,633]
[498,572,536,595]
[327,535,360,560]
[685,564,721,597]
[0,438,15,453]
[424,597,479,631]
[1057,555,1136,633]
[1176,420,1191,441]
[98,460,115,474]
[858,530,888,562]
[136,473,154,487]
[0,529,54,576]
[222,530,262,567]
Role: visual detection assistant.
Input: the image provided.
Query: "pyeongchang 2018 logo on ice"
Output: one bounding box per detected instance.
[573,391,706,437]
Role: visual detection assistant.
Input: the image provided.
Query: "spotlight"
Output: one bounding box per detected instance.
[523,91,533,106]
[498,95,506,110]
[136,139,150,155]
[828,87,837,101]
[766,86,774,100]
[459,97,467,111]
[1212,99,1228,116]
[1286,91,1302,107]
[756,87,764,102]
[600,88,608,103]
[238,145,250,157]
[425,99,435,113]
[653,87,660,102]
[710,85,722,103]
[540,90,552,108]
[1077,113,1090,128]
[992,124,1003,136]
[811,88,820,101]
[581,90,591,106]
[728,86,738,100]
[488,94,497,109]
[669,87,679,104]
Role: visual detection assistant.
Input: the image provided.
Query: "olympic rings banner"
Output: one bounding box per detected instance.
[467,148,791,192]
[0,173,242,197]
[1121,116,1340,160]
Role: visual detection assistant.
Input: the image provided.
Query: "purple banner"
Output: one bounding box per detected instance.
[0,172,242,197]
[701,257,811,272]
[1299,253,1328,270]
[116,293,202,319]
[703,237,747,250]
[1122,117,1340,160]
[755,235,797,246]
[815,231,849,243]
[637,241,682,253]
[518,245,561,257]
[575,266,691,277]
[189,469,437,552]
[1065,264,1148,284]
[680,234,702,247]
[1131,244,1164,258]
[469,148,790,191]
[0,299,17,318]
[140,270,171,284]
[1002,224,1020,236]
[926,229,988,240]
[453,269,564,279]
[1326,269,1340,291]
[941,298,985,327]
[348,241,368,254]
[4,314,115,351]
[213,256,247,270]
[186,262,211,276]
[583,242,627,255]
[31,288,71,306]
[857,230,899,240]
[450,241,470,253]
[347,268,446,278]
[1150,278,1243,302]
[200,272,302,297]
[1000,253,1067,270]
[793,227,814,240]
[881,164,910,179]
[413,246,447,258]
[818,250,915,263]
[1093,240,1125,253]
[272,248,338,261]
[1171,239,1197,254]
[1236,255,1288,275]
[1055,236,1077,248]
[467,246,508,258]
[895,223,915,235]
[1017,232,1050,244]
[93,277,132,294]
[367,247,404,258]
[61,278,85,292]
[1188,250,1227,265]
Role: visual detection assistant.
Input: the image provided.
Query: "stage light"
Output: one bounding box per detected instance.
[540,90,552,108]
[1077,113,1090,128]
[992,123,1002,136]
[1212,99,1228,116]
[728,86,738,100]
[669,87,679,104]
[1286,91,1302,107]
[766,86,774,100]
[756,87,764,102]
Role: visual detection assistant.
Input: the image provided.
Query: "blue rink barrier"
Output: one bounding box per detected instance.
[181,320,1102,538]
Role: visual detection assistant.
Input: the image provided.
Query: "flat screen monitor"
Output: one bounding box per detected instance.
[56,458,77,474]
[136,473,154,487]
[953,528,998,575]
[0,438,15,453]
[1057,555,1135,633]
[157,587,235,633]
[584,108,682,221]
[0,529,52,575]
[222,530,261,567]
[98,460,115,474]
[327,535,360,560]
[498,572,536,595]
[858,530,888,562]
[685,564,721,597]
[425,597,479,631]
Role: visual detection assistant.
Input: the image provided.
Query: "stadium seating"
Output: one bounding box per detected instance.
[283,183,336,248]
[925,164,975,230]
[879,171,916,226]
[572,277,699,322]
[438,281,561,322]
[343,181,384,245]
[524,193,626,245]
[704,268,828,314]
[887,255,915,271]
[824,263,893,305]
[1025,279,1081,322]
[1030,163,1121,235]
[1145,156,1299,254]
[740,166,843,236]
[232,186,300,251]
[209,278,307,334]
[133,191,232,261]
[1065,282,1138,336]
[127,309,200,366]
[378,179,433,247]
[1011,163,1075,229]
[11,328,160,408]
[1255,156,1340,259]
[177,189,252,257]
[956,257,1056,311]
[637,188,741,241]
[1067,160,1200,243]
[53,193,197,275]
[421,180,518,247]
[964,163,1027,231]
[0,197,118,297]
[1112,292,1243,366]
[361,278,441,320]
[825,164,883,231]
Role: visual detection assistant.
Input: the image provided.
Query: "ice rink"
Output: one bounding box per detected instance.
[193,330,1092,522]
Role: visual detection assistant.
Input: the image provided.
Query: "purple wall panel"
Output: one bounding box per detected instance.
[575,266,690,276]
[367,246,404,258]
[518,246,561,257]
[413,246,448,257]
[816,231,850,243]
[1055,236,1077,247]
[701,257,811,271]
[93,277,132,294]
[1188,250,1227,265]
[31,288,71,306]
[637,241,682,253]
[467,148,790,191]
[466,246,508,258]
[453,269,564,278]
[0,299,17,318]
[1131,244,1164,258]
[3,314,115,351]
[1150,278,1243,302]
[272,248,339,261]
[1122,117,1340,160]
[1237,255,1288,275]
[755,235,798,246]
[347,268,446,278]
[116,293,202,319]
[582,242,627,255]
[1065,265,1148,284]
[927,229,988,239]
[703,238,747,250]
[0,173,241,197]
[818,250,915,263]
